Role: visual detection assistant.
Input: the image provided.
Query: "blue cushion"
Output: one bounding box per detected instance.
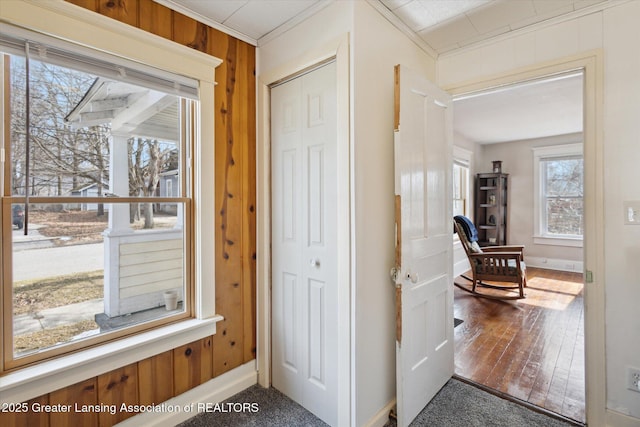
[454,215,478,243]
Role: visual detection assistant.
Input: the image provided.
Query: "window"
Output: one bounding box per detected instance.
[453,146,472,219]
[1,26,198,369]
[533,143,583,246]
[453,161,470,217]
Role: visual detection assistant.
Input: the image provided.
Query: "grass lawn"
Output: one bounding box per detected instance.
[13,271,103,316]
[13,271,103,354]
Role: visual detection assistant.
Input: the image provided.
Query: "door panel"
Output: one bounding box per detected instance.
[271,61,338,426]
[394,64,454,427]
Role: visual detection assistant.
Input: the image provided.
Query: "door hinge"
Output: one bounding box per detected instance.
[586,270,594,283]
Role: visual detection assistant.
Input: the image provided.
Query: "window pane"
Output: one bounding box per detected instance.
[545,158,583,197]
[7,53,183,198]
[11,203,186,358]
[543,157,583,236]
[546,197,583,236]
[452,162,469,217]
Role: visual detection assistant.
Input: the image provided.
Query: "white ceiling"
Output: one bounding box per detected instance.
[454,72,584,144]
[380,0,606,54]
[156,0,607,52]
[155,0,590,144]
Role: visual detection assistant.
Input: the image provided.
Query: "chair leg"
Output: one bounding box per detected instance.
[519,282,525,298]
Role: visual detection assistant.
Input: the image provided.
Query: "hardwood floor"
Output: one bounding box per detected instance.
[454,267,585,424]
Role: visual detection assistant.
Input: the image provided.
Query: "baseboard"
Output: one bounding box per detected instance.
[116,360,257,427]
[453,258,471,278]
[363,398,396,427]
[606,409,640,427]
[525,256,584,273]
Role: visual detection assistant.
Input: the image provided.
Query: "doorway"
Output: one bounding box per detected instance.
[450,69,589,424]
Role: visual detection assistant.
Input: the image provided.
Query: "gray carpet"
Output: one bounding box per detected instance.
[389,379,575,427]
[177,385,328,427]
[178,379,575,427]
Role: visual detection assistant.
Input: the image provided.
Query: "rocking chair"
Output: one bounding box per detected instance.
[453,215,527,300]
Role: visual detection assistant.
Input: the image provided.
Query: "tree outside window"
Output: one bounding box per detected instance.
[533,143,583,245]
[543,157,583,236]
[2,36,194,369]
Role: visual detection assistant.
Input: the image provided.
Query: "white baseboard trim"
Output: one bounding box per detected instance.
[363,398,396,427]
[606,409,640,427]
[525,256,584,273]
[116,360,257,427]
[454,259,471,278]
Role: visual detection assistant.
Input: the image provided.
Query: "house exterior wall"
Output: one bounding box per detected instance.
[439,1,640,422]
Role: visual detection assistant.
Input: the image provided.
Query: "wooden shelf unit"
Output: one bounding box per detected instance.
[474,173,508,246]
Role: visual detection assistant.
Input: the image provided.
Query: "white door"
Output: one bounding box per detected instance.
[271,61,338,426]
[393,64,454,427]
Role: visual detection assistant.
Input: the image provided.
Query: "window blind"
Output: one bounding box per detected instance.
[0,24,199,100]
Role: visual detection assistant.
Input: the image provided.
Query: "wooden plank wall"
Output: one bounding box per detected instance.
[0,1,256,426]
[3,338,213,426]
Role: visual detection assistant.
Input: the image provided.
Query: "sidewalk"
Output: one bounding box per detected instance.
[13,299,103,336]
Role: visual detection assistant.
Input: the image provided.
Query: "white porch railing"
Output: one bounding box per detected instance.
[104,229,183,317]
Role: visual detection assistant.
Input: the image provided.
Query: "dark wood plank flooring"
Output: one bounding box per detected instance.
[454,267,585,424]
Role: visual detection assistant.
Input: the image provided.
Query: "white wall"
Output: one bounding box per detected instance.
[351,2,436,425]
[479,134,583,266]
[439,1,640,422]
[601,1,640,420]
[257,2,352,75]
[258,1,437,425]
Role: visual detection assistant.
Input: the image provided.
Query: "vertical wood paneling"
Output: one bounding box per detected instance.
[138,0,173,40]
[239,41,257,364]
[173,337,213,395]
[212,33,246,376]
[97,364,138,426]
[173,12,208,53]
[98,0,138,27]
[138,351,174,405]
[49,378,98,426]
[0,395,49,427]
[65,0,98,10]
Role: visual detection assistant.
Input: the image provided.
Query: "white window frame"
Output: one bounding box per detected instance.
[452,145,473,240]
[532,143,583,247]
[0,0,222,403]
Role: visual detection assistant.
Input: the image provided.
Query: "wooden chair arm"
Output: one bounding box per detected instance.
[469,252,523,259]
[482,245,524,253]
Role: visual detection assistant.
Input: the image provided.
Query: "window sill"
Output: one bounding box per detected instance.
[0,315,223,405]
[533,235,583,248]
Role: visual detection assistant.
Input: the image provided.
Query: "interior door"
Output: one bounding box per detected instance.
[271,61,338,426]
[393,64,454,427]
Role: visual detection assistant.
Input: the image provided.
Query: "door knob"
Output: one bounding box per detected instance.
[310,258,320,267]
[407,272,418,283]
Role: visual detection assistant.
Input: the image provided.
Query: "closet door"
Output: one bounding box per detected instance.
[271,61,338,426]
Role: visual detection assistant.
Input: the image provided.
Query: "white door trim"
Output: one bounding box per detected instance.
[443,50,606,427]
[256,33,351,426]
